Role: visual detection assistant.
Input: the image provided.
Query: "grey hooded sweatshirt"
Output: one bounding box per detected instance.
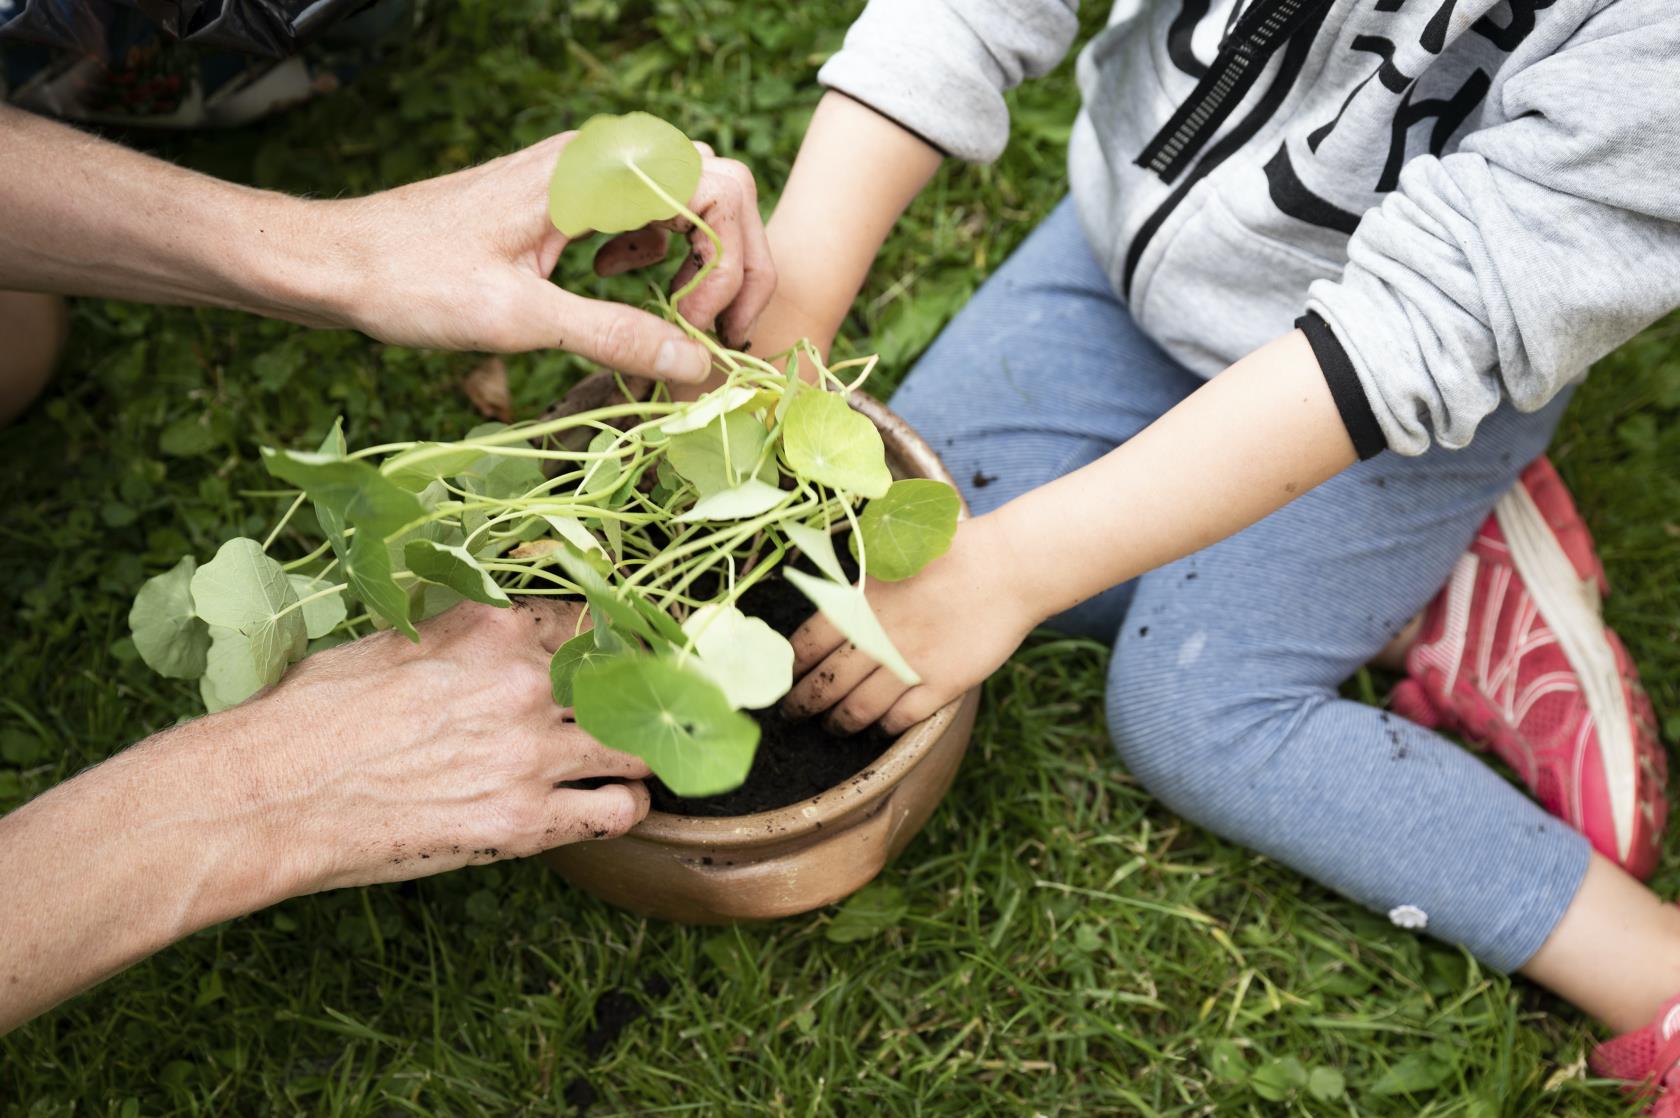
[817,0,1680,456]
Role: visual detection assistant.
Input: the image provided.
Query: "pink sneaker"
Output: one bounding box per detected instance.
[1592,992,1680,1115]
[1391,456,1667,879]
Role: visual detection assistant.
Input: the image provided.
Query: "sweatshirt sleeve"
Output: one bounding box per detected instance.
[816,0,1080,163]
[1303,2,1680,456]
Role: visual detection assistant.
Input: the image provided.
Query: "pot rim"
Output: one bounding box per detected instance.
[629,390,972,851]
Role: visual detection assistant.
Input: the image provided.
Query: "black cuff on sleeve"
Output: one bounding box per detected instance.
[1296,311,1386,460]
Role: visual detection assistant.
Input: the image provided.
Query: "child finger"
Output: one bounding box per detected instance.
[782,642,874,719]
[822,668,906,736]
[880,687,946,736]
[790,613,846,675]
[593,227,669,277]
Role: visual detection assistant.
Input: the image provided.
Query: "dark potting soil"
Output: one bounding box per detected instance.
[646,568,894,818]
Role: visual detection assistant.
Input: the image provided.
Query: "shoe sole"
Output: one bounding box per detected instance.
[1495,481,1639,863]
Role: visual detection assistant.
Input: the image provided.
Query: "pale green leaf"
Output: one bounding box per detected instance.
[673,478,788,522]
[660,384,757,435]
[572,655,758,797]
[286,574,348,639]
[261,448,426,539]
[851,479,960,581]
[781,390,891,498]
[130,556,211,679]
[404,540,510,607]
[189,538,307,684]
[681,604,794,710]
[200,626,271,713]
[548,112,702,237]
[784,522,848,585]
[782,569,919,685]
[666,409,772,495]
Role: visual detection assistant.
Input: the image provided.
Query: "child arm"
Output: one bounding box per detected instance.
[784,330,1357,733]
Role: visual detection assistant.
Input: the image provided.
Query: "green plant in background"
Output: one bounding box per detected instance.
[128,112,960,797]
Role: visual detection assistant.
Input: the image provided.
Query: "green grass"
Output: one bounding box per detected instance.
[3,2,1678,1114]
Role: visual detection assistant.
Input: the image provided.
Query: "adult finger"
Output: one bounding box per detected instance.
[881,687,946,737]
[548,723,653,782]
[548,286,712,384]
[594,227,670,277]
[783,641,876,719]
[541,781,650,848]
[790,613,847,676]
[823,668,908,736]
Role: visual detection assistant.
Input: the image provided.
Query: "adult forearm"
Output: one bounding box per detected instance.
[0,104,345,326]
[0,710,288,1033]
[991,330,1360,620]
[752,92,943,357]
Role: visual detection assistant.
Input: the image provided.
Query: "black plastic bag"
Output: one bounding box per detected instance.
[0,0,376,58]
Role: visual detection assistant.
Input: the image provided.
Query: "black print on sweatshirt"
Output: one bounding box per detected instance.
[1128,0,1558,275]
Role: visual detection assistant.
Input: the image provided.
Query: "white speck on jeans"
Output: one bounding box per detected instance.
[1176,631,1206,668]
[1388,904,1428,930]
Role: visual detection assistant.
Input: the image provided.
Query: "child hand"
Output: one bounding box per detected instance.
[781,517,1039,734]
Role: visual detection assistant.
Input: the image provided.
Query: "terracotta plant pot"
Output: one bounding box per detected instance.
[543,392,980,923]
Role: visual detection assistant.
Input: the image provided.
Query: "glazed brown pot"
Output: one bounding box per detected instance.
[543,392,980,923]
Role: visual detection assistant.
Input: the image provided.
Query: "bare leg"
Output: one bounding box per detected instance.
[1372,613,1424,671]
[1522,852,1680,1033]
[0,291,68,425]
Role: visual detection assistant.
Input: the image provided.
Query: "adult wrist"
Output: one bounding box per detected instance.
[224,190,365,333]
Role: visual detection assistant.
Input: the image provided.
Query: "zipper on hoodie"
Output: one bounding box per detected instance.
[1135,0,1335,183]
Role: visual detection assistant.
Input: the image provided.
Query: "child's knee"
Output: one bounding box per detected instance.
[0,292,68,426]
[1105,629,1315,826]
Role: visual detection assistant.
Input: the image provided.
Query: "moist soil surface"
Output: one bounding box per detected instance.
[646,569,894,818]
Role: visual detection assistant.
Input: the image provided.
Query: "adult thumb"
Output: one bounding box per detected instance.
[548,287,712,384]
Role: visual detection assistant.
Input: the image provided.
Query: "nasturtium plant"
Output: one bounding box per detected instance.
[129,112,961,798]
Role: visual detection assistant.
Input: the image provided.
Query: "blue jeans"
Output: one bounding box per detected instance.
[892,199,1591,972]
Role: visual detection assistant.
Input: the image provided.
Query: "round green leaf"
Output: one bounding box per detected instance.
[666,409,772,496]
[681,604,794,710]
[550,630,612,707]
[286,573,349,639]
[189,538,307,685]
[572,654,759,797]
[850,479,960,581]
[200,626,271,713]
[130,555,211,679]
[403,539,511,607]
[548,112,702,237]
[781,390,892,498]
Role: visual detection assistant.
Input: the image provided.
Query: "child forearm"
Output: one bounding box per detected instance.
[751,92,943,357]
[991,330,1360,622]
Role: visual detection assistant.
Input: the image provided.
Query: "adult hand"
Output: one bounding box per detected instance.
[250,598,649,893]
[332,133,775,383]
[781,517,1037,735]
[0,598,646,1033]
